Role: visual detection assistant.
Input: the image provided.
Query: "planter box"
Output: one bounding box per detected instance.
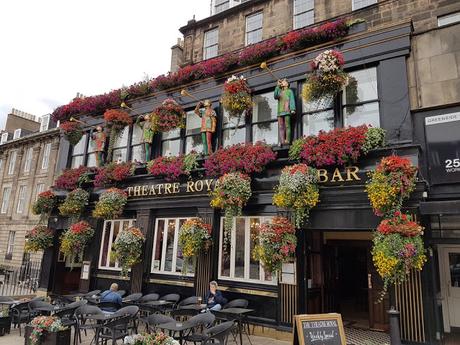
[24,326,71,345]
[0,316,11,336]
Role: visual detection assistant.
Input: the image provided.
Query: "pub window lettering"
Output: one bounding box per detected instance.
[219,216,276,285]
[99,219,136,270]
[151,218,194,276]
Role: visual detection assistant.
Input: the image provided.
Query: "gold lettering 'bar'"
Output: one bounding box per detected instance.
[126,167,362,198]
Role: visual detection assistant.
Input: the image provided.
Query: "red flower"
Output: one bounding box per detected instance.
[103,109,132,127]
[94,162,134,188]
[54,166,92,191]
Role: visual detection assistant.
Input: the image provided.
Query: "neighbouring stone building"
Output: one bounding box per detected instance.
[0,109,59,268]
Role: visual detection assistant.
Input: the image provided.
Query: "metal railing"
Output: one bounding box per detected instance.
[0,261,42,296]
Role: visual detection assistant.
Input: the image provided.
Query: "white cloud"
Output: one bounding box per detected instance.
[0,0,210,129]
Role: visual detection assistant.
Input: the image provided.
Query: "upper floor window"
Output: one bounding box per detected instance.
[24,147,33,173]
[35,183,45,201]
[214,0,230,14]
[185,110,203,154]
[5,231,15,260]
[8,150,17,175]
[99,219,136,270]
[293,0,314,29]
[252,92,278,145]
[1,187,11,214]
[71,134,87,168]
[222,110,246,147]
[352,0,377,11]
[245,12,263,46]
[13,129,21,139]
[152,217,194,276]
[131,124,144,162]
[16,185,27,214]
[161,129,181,157]
[112,126,129,163]
[42,143,51,170]
[203,28,219,60]
[40,114,50,132]
[438,11,460,27]
[219,216,275,285]
[0,133,8,144]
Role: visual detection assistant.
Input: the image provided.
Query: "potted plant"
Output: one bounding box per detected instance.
[54,166,92,191]
[150,98,185,133]
[221,75,252,121]
[58,188,89,219]
[92,188,127,219]
[147,152,198,182]
[124,332,179,345]
[273,164,319,228]
[25,316,69,345]
[25,226,54,252]
[178,218,212,274]
[94,162,135,188]
[32,191,57,217]
[111,227,145,276]
[60,221,94,265]
[253,216,297,274]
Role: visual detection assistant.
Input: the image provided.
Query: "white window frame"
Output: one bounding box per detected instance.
[16,185,27,214]
[24,147,33,173]
[293,0,314,30]
[245,12,263,46]
[41,143,51,170]
[438,12,460,27]
[35,183,45,201]
[7,150,17,175]
[1,187,12,214]
[40,115,50,132]
[352,0,377,11]
[218,216,276,285]
[203,28,219,60]
[0,133,8,144]
[13,129,21,139]
[98,219,136,271]
[151,217,194,277]
[6,231,15,259]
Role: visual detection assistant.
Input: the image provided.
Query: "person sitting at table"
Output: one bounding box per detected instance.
[100,283,122,312]
[205,281,227,311]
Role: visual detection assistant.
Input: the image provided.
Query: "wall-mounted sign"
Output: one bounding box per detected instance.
[425,112,460,184]
[293,313,346,345]
[80,261,91,280]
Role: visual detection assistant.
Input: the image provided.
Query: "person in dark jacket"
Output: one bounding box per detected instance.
[204,281,227,311]
[100,283,122,312]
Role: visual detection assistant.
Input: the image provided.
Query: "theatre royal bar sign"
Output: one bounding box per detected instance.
[126,166,363,199]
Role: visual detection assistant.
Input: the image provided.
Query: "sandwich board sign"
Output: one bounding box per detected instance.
[293,313,346,345]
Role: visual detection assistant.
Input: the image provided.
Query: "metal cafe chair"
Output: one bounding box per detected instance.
[137,293,160,304]
[74,305,104,344]
[178,296,200,308]
[115,290,126,298]
[122,293,142,304]
[28,300,54,317]
[141,313,174,333]
[114,305,139,334]
[96,315,131,345]
[222,299,249,309]
[98,302,121,313]
[10,301,30,336]
[182,312,216,345]
[202,320,236,345]
[159,293,180,313]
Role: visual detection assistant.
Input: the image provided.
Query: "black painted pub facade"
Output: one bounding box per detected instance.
[38,21,450,344]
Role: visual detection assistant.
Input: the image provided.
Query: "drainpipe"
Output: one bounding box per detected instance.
[388,307,402,345]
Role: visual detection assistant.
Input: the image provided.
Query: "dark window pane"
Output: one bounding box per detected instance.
[252,122,278,145]
[303,110,334,136]
[344,102,380,127]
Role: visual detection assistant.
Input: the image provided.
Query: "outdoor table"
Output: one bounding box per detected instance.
[178,303,208,315]
[214,308,254,345]
[159,320,194,345]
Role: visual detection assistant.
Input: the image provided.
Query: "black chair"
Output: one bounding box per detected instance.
[138,293,159,304]
[114,305,139,334]
[159,293,180,312]
[98,302,121,313]
[55,304,82,345]
[28,300,54,317]
[183,312,216,344]
[115,290,126,297]
[122,293,142,303]
[223,299,248,309]
[83,290,101,298]
[202,321,235,345]
[140,313,174,333]
[10,301,30,336]
[75,305,103,344]
[170,308,197,321]
[96,315,131,345]
[178,296,199,308]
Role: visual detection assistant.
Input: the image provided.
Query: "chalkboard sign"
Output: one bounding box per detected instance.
[293,313,346,345]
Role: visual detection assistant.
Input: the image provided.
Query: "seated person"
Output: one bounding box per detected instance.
[205,281,227,311]
[100,283,122,312]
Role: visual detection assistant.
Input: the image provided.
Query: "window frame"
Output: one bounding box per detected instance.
[203,27,219,60]
[5,231,15,260]
[151,217,194,277]
[112,125,130,163]
[35,183,45,201]
[130,123,144,162]
[16,185,27,214]
[214,0,230,14]
[161,128,183,157]
[70,133,88,168]
[1,186,11,214]
[40,115,50,132]
[245,12,264,46]
[218,216,276,285]
[8,150,17,175]
[251,90,279,145]
[221,109,248,147]
[13,129,21,139]
[293,0,314,30]
[24,147,33,173]
[184,109,205,155]
[438,12,460,27]
[98,219,136,271]
[352,0,377,11]
[0,133,8,144]
[41,143,51,170]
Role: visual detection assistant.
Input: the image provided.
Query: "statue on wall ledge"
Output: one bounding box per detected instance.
[136,113,154,162]
[194,99,217,155]
[274,78,296,145]
[91,125,107,167]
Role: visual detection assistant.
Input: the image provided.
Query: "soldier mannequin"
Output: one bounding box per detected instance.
[136,113,154,161]
[91,126,106,167]
[274,78,296,145]
[194,99,217,155]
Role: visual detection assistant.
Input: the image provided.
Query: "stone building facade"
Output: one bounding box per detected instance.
[0,115,60,268]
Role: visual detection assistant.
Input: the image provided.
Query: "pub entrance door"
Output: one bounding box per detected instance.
[439,245,460,332]
[323,238,389,331]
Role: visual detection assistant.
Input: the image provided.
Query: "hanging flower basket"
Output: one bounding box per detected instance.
[27,316,67,345]
[32,190,57,216]
[178,218,212,274]
[221,75,253,120]
[273,164,319,228]
[25,226,54,252]
[60,121,83,146]
[210,172,252,243]
[147,152,198,182]
[58,188,89,218]
[93,188,127,219]
[104,109,133,161]
[111,227,145,276]
[60,221,94,263]
[54,166,92,191]
[94,162,135,188]
[366,155,417,217]
[253,217,297,274]
[376,212,424,237]
[151,99,185,133]
[302,50,353,106]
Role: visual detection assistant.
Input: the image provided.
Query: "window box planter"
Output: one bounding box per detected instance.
[0,315,11,336]
[24,326,70,345]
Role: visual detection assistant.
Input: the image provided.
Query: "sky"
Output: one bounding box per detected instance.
[0,0,210,129]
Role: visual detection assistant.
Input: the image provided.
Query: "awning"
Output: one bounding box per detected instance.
[420,200,460,215]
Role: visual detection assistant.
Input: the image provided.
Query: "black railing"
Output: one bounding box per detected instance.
[0,261,42,296]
